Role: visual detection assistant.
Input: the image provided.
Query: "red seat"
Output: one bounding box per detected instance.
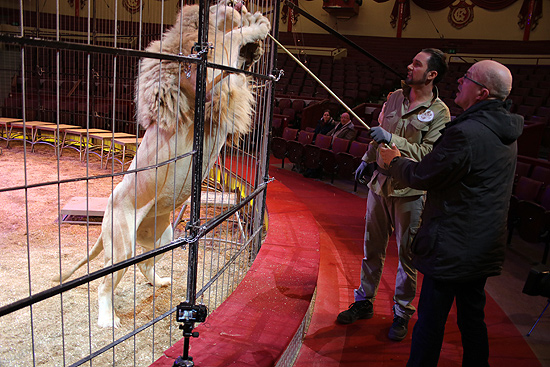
[270,127,298,168]
[508,176,544,244]
[516,200,550,264]
[320,148,338,182]
[292,99,306,113]
[540,186,550,211]
[314,134,332,150]
[348,141,369,158]
[282,127,298,141]
[282,107,297,127]
[530,166,550,187]
[517,105,537,118]
[297,130,314,145]
[301,86,315,97]
[535,106,550,119]
[523,96,544,108]
[287,140,305,165]
[514,176,543,202]
[331,138,350,154]
[335,151,360,185]
[518,122,544,158]
[272,117,283,137]
[278,98,292,110]
[515,161,532,181]
[286,85,300,95]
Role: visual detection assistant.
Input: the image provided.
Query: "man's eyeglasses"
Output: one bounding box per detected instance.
[463,73,488,90]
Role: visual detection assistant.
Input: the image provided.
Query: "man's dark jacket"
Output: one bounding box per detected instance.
[388,99,524,282]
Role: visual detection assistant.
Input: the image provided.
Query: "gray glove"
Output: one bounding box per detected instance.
[354,161,369,181]
[369,126,392,144]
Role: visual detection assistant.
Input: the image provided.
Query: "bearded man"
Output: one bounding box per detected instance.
[336,49,451,342]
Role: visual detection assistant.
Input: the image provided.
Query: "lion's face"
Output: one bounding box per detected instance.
[210,0,248,32]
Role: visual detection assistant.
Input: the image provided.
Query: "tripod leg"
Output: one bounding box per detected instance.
[527,299,550,336]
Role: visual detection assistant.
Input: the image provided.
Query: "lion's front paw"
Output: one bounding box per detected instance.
[245,12,270,42]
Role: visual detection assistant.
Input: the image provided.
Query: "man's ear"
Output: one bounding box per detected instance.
[427,70,438,83]
[478,87,491,101]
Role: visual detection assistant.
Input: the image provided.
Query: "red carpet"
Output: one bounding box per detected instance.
[269,165,541,367]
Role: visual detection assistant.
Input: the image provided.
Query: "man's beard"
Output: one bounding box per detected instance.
[406,70,429,86]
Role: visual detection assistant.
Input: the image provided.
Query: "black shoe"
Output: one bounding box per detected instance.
[388,315,409,341]
[336,300,374,324]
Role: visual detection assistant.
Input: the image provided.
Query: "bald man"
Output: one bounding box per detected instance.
[327,112,356,141]
[379,60,524,366]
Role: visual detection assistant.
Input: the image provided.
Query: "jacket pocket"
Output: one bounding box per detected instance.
[410,219,439,257]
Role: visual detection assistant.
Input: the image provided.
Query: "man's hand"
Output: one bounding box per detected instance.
[379,143,401,167]
[369,126,392,144]
[354,161,369,181]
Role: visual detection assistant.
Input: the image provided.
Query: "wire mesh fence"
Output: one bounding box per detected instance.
[0,0,278,365]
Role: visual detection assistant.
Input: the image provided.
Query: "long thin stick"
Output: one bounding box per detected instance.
[268,33,370,130]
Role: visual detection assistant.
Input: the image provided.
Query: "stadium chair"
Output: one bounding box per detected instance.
[271,127,298,168]
[287,130,315,169]
[278,98,292,110]
[508,176,544,245]
[531,166,550,188]
[515,161,532,183]
[331,137,350,154]
[517,122,544,158]
[516,200,550,264]
[303,134,331,171]
[517,105,537,119]
[282,107,297,128]
[335,141,369,191]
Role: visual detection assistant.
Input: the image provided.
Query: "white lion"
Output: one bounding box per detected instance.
[57,0,270,328]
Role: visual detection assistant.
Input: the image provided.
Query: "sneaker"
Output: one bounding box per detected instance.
[336,300,374,324]
[388,315,409,341]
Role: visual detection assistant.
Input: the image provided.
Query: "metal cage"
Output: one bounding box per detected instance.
[0,1,278,365]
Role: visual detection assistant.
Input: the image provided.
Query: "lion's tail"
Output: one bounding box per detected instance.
[52,236,104,283]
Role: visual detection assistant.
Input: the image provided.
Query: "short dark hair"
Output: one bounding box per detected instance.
[422,48,447,84]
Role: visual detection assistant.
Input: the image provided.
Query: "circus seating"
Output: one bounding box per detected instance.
[303,134,332,171]
[508,156,550,264]
[518,122,545,158]
[287,130,315,167]
[271,127,298,168]
[335,141,369,190]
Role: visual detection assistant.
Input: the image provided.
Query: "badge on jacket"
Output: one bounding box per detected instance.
[418,109,434,122]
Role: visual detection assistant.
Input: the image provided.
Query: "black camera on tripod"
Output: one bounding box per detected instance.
[522,264,550,298]
[176,302,208,324]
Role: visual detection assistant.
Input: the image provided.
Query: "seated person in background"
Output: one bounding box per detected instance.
[328,112,356,141]
[314,110,336,138]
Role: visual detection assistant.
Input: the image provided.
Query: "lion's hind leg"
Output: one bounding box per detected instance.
[97,264,128,328]
[136,214,173,288]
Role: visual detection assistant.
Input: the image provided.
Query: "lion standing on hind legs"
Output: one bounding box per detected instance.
[56,1,270,328]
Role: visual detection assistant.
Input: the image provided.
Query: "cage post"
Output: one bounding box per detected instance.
[175,1,211,366]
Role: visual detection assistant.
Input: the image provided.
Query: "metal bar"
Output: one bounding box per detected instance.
[196,226,264,299]
[269,34,370,130]
[186,0,210,307]
[0,150,195,194]
[68,306,177,366]
[0,34,195,63]
[0,179,269,318]
[0,34,272,81]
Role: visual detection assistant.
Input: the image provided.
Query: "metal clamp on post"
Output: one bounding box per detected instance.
[192,42,213,57]
[270,68,284,82]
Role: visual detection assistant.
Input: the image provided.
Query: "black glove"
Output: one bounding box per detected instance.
[369,126,392,144]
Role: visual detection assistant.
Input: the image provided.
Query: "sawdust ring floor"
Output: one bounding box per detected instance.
[0,142,248,366]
